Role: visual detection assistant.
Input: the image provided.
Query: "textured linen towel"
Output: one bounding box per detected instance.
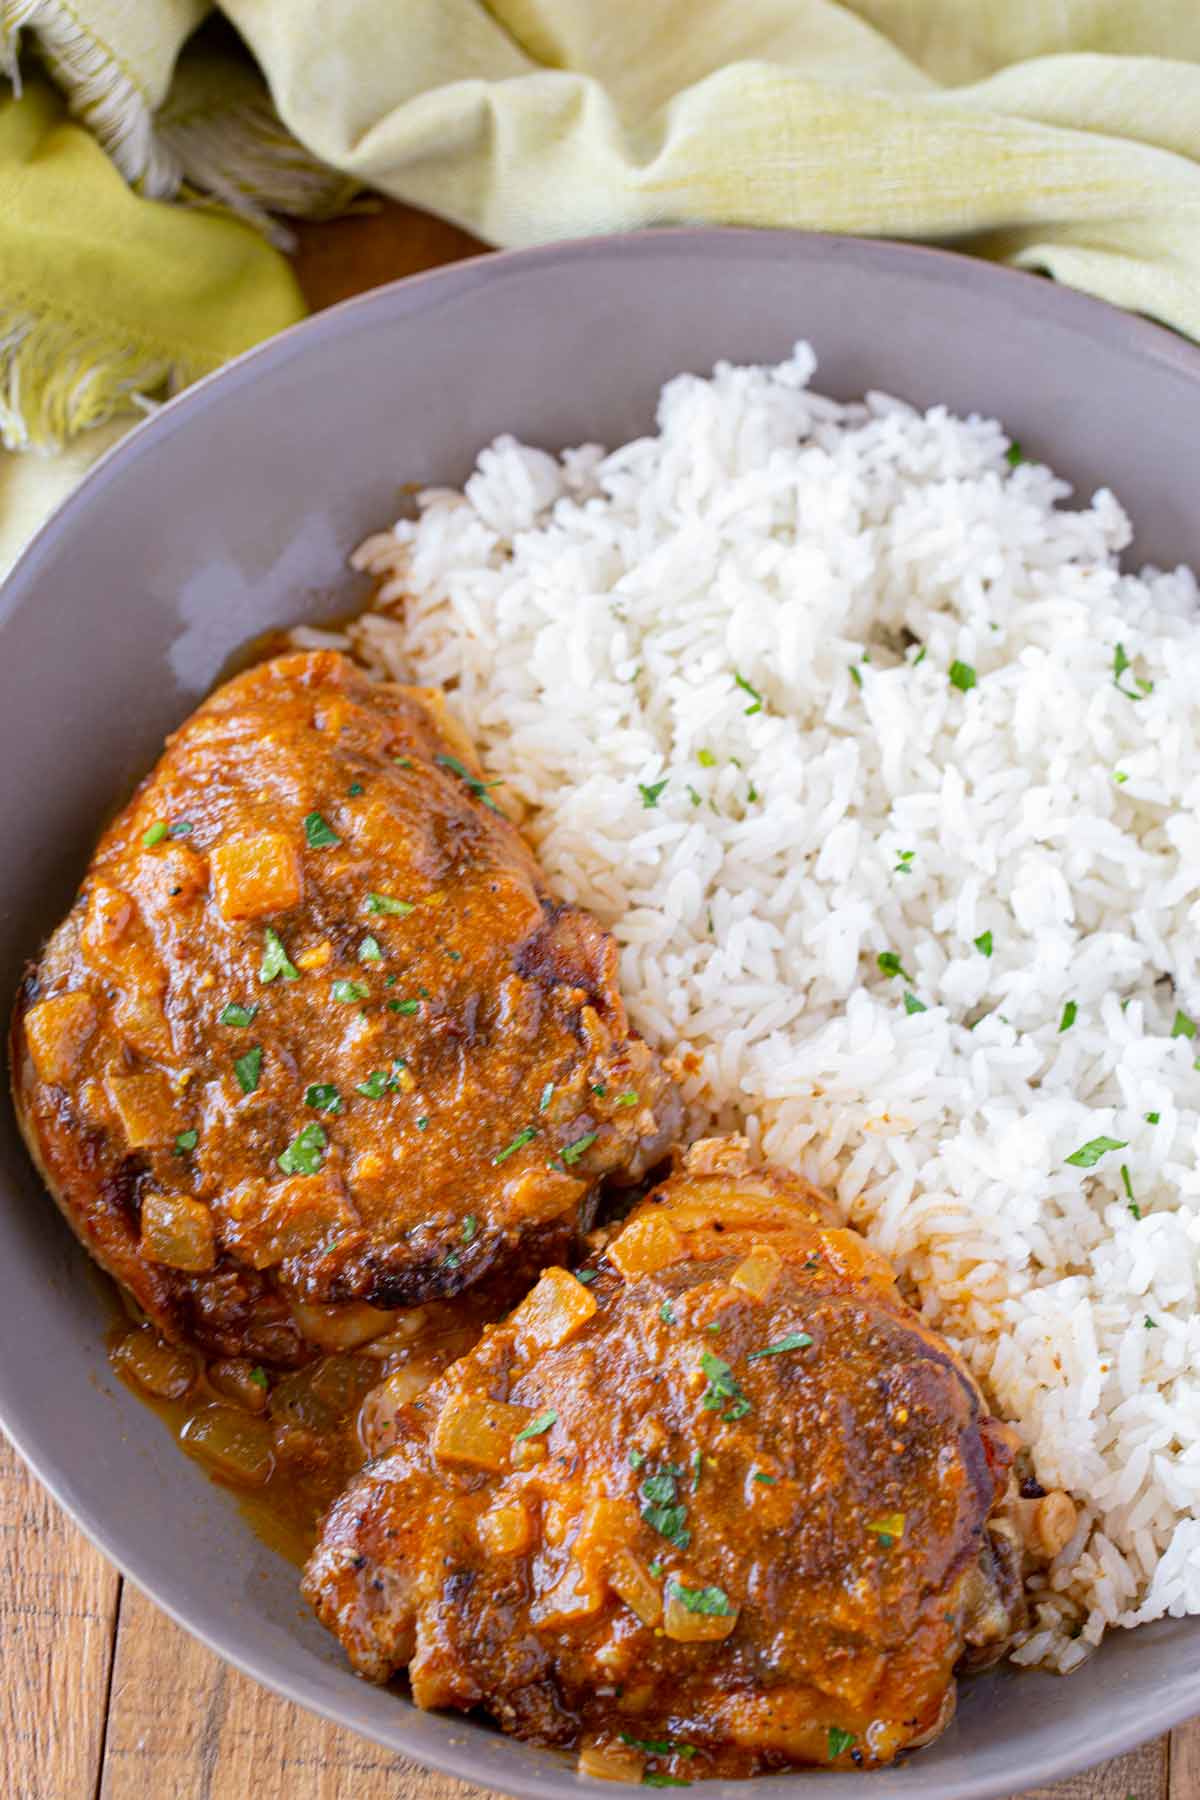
[5,0,1200,571]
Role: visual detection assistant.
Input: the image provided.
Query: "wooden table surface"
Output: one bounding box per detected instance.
[2,200,1197,1800]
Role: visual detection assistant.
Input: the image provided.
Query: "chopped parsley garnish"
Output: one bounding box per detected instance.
[389,998,420,1014]
[827,1728,855,1760]
[304,811,339,849]
[560,1131,598,1165]
[640,1466,690,1547]
[686,784,702,806]
[461,1215,478,1244]
[358,934,383,964]
[639,779,669,809]
[700,1351,750,1420]
[696,749,717,768]
[173,1129,198,1154]
[514,1408,557,1443]
[1120,1164,1136,1206]
[168,821,193,838]
[415,1116,429,1130]
[691,1450,703,1489]
[332,979,369,1004]
[912,644,927,665]
[304,1082,341,1114]
[616,1090,639,1107]
[443,1250,460,1269]
[141,821,168,848]
[1005,441,1025,467]
[753,1472,776,1485]
[260,927,299,984]
[876,951,912,983]
[894,849,914,875]
[218,1002,258,1027]
[948,660,977,693]
[393,756,413,769]
[733,671,763,715]
[903,991,926,1015]
[348,782,363,796]
[974,931,993,957]
[660,1300,676,1325]
[628,1448,646,1470]
[234,1048,263,1095]
[666,1580,734,1617]
[1058,1000,1078,1033]
[746,780,759,803]
[620,1735,697,1760]
[865,1511,906,1547]
[575,1269,597,1285]
[747,1331,813,1360]
[248,1366,269,1391]
[435,752,503,813]
[1113,643,1153,702]
[355,1069,397,1098]
[539,1082,555,1112]
[1114,770,1128,784]
[849,662,863,689]
[365,892,414,916]
[493,1126,536,1165]
[1145,1316,1158,1330]
[1172,1010,1196,1039]
[592,1083,607,1097]
[278,1122,327,1176]
[1146,1111,1161,1124]
[642,1776,690,1788]
[1065,1135,1127,1169]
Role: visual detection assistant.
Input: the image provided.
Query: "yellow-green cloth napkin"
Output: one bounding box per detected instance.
[7,0,1200,573]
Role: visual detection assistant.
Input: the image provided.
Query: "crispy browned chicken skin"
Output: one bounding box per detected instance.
[12,651,679,1365]
[303,1141,1022,1779]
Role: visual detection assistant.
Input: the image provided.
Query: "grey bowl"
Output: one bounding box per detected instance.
[2,229,1198,1800]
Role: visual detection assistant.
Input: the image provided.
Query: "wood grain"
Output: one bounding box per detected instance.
[2,195,1196,1800]
[0,1435,120,1800]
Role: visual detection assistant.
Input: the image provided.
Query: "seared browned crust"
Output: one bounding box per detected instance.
[303,1145,1018,1778]
[11,650,680,1362]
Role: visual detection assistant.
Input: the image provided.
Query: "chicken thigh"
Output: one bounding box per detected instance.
[12,651,679,1365]
[303,1139,1024,1779]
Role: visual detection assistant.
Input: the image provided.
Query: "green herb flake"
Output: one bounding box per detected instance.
[393,756,414,769]
[1065,1135,1128,1169]
[218,1002,258,1027]
[260,927,300,984]
[974,931,993,957]
[514,1408,557,1443]
[355,1070,396,1098]
[234,1048,264,1095]
[443,1250,460,1269]
[278,1122,327,1176]
[592,1083,607,1097]
[733,671,764,715]
[660,1300,676,1325]
[304,1082,342,1114]
[949,660,977,693]
[1113,642,1153,702]
[696,749,717,768]
[827,1728,856,1761]
[461,1215,478,1244]
[575,1269,598,1285]
[1114,770,1129,785]
[686,784,702,806]
[747,1331,813,1360]
[1058,1000,1078,1033]
[435,752,503,813]
[628,1448,646,1470]
[667,1580,734,1617]
[876,951,912,983]
[1172,1010,1196,1039]
[616,1090,639,1107]
[332,979,369,1004]
[141,821,168,848]
[849,662,863,689]
[690,1450,703,1490]
[1006,441,1025,468]
[358,934,383,964]
[248,1366,269,1391]
[560,1131,598,1166]
[913,644,927,665]
[539,1082,555,1112]
[415,1116,429,1131]
[641,1501,690,1548]
[388,998,418,1014]
[903,991,927,1015]
[493,1126,537,1166]
[365,892,414,916]
[620,1734,697,1760]
[700,1351,750,1421]
[348,782,364,796]
[167,820,193,838]
[642,1776,690,1788]
[1146,1111,1161,1124]
[639,778,669,809]
[894,849,915,875]
[304,811,339,849]
[753,1472,777,1485]
[173,1129,198,1154]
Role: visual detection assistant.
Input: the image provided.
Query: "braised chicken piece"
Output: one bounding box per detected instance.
[12,650,679,1366]
[303,1139,1027,1779]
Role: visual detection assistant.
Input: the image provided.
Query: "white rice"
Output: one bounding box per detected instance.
[328,344,1200,1663]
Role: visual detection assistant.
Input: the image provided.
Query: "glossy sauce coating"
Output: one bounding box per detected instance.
[304,1141,1020,1780]
[13,651,679,1365]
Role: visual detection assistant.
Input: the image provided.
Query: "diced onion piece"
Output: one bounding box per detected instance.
[663,1584,740,1642]
[865,1512,906,1541]
[1034,1492,1078,1558]
[477,1502,534,1558]
[578,1743,645,1783]
[219,1175,356,1270]
[730,1243,783,1302]
[110,1327,197,1400]
[207,1358,269,1413]
[181,1405,275,1485]
[608,1548,663,1627]
[270,1355,375,1432]
[509,1267,597,1355]
[210,832,303,921]
[660,1188,824,1237]
[290,1299,399,1350]
[606,1213,683,1280]
[505,1164,587,1223]
[358,1363,439,1454]
[140,1192,215,1272]
[433,1395,532,1471]
[24,991,98,1085]
[106,1069,178,1149]
[532,1560,605,1629]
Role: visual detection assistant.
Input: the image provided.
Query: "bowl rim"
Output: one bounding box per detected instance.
[4,223,1200,1797]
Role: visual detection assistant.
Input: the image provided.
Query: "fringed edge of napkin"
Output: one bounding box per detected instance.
[0,303,212,453]
[0,0,179,193]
